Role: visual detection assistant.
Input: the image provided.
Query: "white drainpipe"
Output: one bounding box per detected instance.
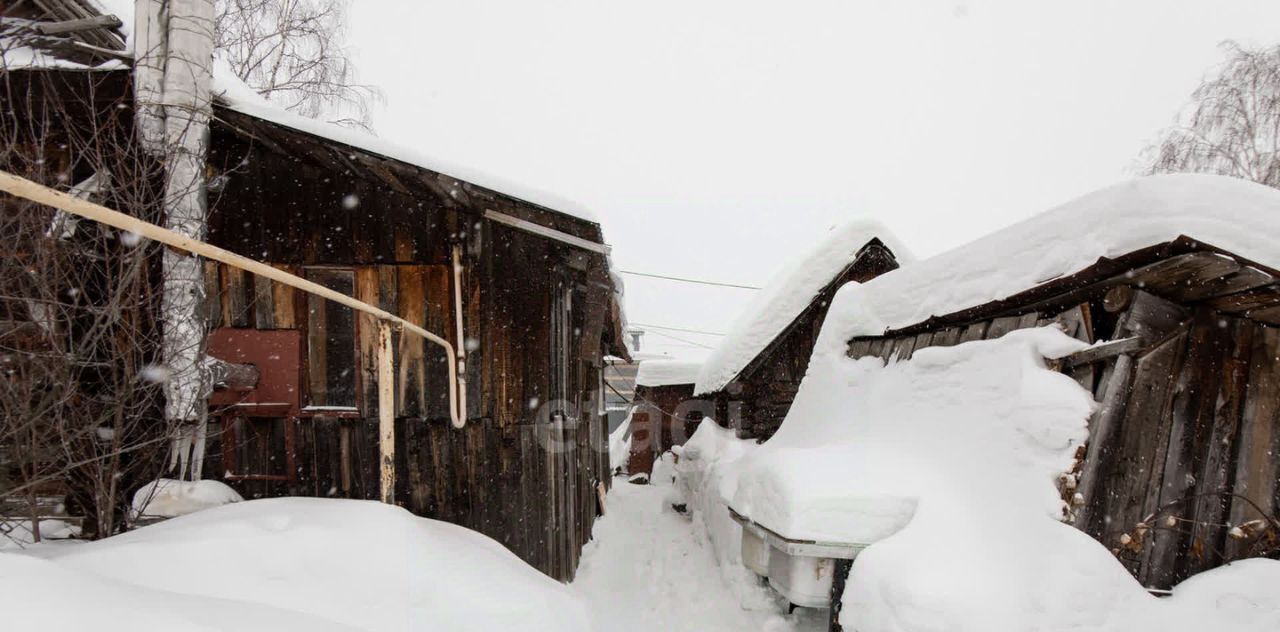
[452,243,468,427]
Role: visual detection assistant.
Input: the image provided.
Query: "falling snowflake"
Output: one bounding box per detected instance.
[140,364,171,384]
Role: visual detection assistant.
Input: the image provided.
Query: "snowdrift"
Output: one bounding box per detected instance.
[131,478,243,519]
[726,282,1280,630]
[0,498,589,632]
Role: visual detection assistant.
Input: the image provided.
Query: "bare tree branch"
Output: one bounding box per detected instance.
[1143,41,1280,188]
[214,0,382,130]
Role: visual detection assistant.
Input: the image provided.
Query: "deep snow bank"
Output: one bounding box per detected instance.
[731,327,1094,544]
[730,278,1280,631]
[2,498,588,632]
[674,420,761,568]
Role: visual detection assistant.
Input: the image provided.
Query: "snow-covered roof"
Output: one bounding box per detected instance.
[832,174,1280,339]
[210,67,598,224]
[634,359,702,388]
[21,0,599,225]
[693,220,913,395]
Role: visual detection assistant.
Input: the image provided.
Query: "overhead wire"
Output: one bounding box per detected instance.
[628,322,727,336]
[617,269,762,290]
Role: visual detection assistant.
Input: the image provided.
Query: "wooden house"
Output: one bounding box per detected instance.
[694,222,907,440]
[625,359,704,475]
[841,175,1280,590]
[1,1,628,581]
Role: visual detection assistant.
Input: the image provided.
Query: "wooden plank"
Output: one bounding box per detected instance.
[1246,304,1280,325]
[865,339,885,360]
[1073,352,1135,533]
[271,264,299,329]
[204,260,223,329]
[908,332,934,358]
[931,327,962,349]
[1144,311,1223,588]
[985,315,1022,340]
[889,336,916,362]
[355,267,380,417]
[1060,337,1143,371]
[253,274,275,329]
[1052,306,1089,342]
[425,265,453,419]
[1227,326,1280,560]
[1178,267,1276,303]
[397,266,427,418]
[1102,330,1186,579]
[1128,252,1241,300]
[1126,290,1191,343]
[959,321,989,343]
[306,290,328,406]
[847,339,875,359]
[225,265,251,327]
[1184,318,1253,579]
[1206,283,1280,314]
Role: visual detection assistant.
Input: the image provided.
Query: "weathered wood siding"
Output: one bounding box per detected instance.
[628,384,708,475]
[199,123,615,581]
[847,286,1280,590]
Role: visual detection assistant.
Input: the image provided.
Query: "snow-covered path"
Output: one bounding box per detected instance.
[573,480,824,632]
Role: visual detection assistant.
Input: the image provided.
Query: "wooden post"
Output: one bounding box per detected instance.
[378,320,396,504]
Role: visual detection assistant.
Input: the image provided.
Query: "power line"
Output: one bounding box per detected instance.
[643,329,715,350]
[617,269,762,290]
[629,322,727,336]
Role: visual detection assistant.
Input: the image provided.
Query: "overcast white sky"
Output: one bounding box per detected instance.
[347,0,1278,358]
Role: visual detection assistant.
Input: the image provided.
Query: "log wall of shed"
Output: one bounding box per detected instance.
[847,292,1280,590]
[200,138,613,581]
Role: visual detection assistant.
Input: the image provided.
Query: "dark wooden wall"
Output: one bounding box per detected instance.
[845,252,1280,590]
[627,384,707,475]
[200,125,615,581]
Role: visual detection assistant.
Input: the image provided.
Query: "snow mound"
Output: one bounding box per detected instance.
[838,174,1280,338]
[674,420,760,568]
[4,497,588,632]
[729,278,1280,631]
[695,220,912,395]
[635,358,702,387]
[131,478,243,519]
[732,326,1094,544]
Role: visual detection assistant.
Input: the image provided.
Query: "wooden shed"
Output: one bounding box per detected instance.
[694,223,906,440]
[625,359,705,475]
[841,176,1280,590]
[0,2,629,581]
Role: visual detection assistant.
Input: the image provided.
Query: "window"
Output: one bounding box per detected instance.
[305,268,357,409]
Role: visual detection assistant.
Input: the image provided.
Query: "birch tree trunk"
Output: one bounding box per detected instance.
[135,0,217,480]
[133,0,168,155]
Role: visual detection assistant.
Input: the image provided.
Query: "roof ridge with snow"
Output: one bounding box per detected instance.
[693,219,913,395]
[830,174,1280,339]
